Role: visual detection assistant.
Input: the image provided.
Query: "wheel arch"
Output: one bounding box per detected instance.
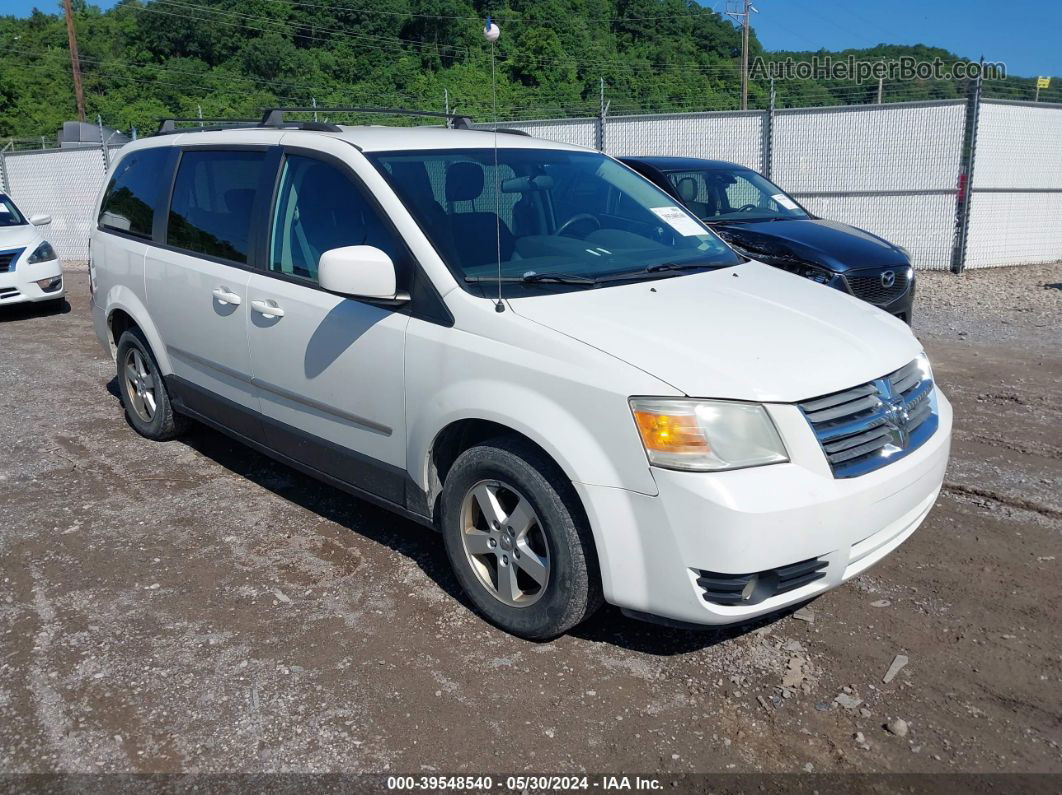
[102,286,173,374]
[425,416,605,606]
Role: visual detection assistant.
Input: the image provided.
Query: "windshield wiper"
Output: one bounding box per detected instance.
[595,262,720,282]
[464,272,598,286]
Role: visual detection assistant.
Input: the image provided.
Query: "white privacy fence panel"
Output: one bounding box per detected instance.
[772,101,965,192]
[3,147,112,262]
[798,194,959,272]
[964,100,1062,268]
[604,111,764,170]
[772,101,966,270]
[477,118,598,149]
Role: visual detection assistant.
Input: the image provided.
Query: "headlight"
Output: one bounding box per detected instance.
[787,262,833,284]
[27,241,57,264]
[629,397,789,471]
[915,351,933,383]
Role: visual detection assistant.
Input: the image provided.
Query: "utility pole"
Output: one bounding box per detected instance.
[877,77,883,104]
[62,0,86,122]
[726,0,757,111]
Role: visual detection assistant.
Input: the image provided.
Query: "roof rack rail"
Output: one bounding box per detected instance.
[151,107,479,138]
[260,106,474,130]
[155,118,260,135]
[494,128,531,137]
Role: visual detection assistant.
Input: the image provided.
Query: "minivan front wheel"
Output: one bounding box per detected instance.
[441,438,601,639]
[116,328,186,441]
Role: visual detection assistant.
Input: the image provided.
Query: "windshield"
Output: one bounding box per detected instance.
[664,169,809,223]
[369,148,741,292]
[0,194,27,227]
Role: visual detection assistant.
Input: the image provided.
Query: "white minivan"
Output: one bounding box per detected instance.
[90,113,952,638]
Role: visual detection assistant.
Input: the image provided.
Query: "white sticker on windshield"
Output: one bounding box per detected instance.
[772,193,799,210]
[650,206,706,236]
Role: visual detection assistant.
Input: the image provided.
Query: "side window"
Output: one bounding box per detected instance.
[269,154,404,283]
[98,147,171,238]
[167,150,266,264]
[725,175,763,210]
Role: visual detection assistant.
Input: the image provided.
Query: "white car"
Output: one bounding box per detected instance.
[90,114,952,639]
[0,193,64,307]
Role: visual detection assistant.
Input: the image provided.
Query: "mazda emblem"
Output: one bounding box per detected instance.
[880,270,896,288]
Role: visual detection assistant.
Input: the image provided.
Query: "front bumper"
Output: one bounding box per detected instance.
[576,389,952,626]
[0,258,65,305]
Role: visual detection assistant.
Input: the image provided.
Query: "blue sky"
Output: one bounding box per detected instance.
[2,0,1057,78]
[749,0,1058,78]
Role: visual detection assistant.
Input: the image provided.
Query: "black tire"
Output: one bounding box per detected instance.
[440,436,602,640]
[115,327,187,441]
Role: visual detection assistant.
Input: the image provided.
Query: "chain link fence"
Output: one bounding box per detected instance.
[964,99,1062,268]
[1,97,1060,270]
[771,100,967,270]
[1,146,111,262]
[606,110,765,171]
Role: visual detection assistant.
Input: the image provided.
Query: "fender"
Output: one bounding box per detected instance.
[408,381,660,609]
[102,284,174,375]
[408,379,661,498]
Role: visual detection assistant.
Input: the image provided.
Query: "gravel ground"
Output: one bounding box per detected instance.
[0,267,1059,779]
[914,262,1062,346]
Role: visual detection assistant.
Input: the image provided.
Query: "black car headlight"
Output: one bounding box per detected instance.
[27,241,58,264]
[786,262,833,284]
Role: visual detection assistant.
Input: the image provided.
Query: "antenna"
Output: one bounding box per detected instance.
[484,15,505,313]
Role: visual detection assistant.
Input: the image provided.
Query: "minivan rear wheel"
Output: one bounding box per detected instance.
[116,328,186,441]
[440,437,601,639]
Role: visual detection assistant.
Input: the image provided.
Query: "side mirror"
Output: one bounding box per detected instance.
[30,214,51,226]
[318,245,405,301]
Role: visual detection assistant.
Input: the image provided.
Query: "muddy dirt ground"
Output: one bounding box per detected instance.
[0,267,1059,776]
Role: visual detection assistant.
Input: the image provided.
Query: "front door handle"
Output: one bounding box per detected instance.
[250,299,285,318]
[212,287,242,306]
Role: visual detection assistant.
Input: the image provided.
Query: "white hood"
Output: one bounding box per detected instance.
[0,223,41,252]
[508,261,922,403]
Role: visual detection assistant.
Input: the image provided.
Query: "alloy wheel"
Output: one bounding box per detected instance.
[459,480,551,607]
[123,347,157,423]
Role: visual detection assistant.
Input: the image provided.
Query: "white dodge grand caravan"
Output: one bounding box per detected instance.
[90,113,952,639]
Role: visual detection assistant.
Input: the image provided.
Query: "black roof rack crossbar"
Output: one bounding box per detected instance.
[260,106,474,129]
[151,107,478,138]
[156,117,260,134]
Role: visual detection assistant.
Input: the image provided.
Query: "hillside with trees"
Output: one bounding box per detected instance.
[0,0,1048,139]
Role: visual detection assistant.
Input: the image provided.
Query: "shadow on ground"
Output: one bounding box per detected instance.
[102,374,783,655]
[0,298,69,322]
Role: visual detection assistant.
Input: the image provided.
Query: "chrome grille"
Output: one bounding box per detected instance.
[0,248,24,273]
[843,267,910,306]
[800,358,938,478]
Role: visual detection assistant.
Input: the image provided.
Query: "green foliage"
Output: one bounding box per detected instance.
[0,0,1049,139]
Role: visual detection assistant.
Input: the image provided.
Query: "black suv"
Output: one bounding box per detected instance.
[621,156,915,322]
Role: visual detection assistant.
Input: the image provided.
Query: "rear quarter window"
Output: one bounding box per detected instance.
[98,147,173,239]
